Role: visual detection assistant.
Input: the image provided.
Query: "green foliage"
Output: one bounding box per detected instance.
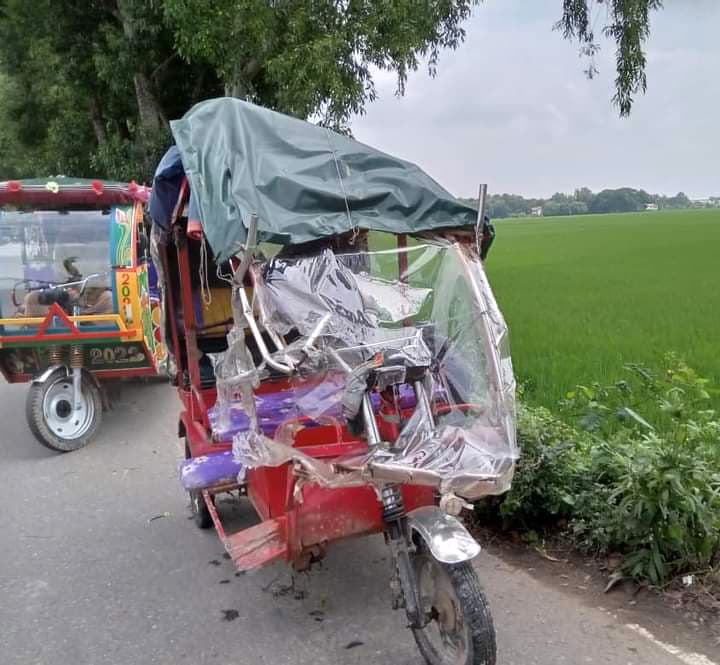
[90,129,172,185]
[0,0,219,181]
[487,209,720,410]
[0,1,664,180]
[590,188,644,213]
[556,0,664,116]
[566,356,720,584]
[495,402,589,527]
[493,357,720,586]
[162,0,478,129]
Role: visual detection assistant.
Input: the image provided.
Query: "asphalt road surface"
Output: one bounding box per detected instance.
[1,379,717,665]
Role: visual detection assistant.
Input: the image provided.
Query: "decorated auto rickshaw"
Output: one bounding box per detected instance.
[150,99,517,665]
[0,177,167,451]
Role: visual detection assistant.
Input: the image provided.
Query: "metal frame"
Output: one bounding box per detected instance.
[165,203,441,571]
[166,186,491,575]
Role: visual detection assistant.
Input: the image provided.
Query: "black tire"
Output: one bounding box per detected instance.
[412,552,496,665]
[189,489,214,529]
[26,369,103,452]
[184,439,214,529]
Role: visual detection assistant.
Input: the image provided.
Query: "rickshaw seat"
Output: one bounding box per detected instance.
[180,450,244,490]
[208,375,420,440]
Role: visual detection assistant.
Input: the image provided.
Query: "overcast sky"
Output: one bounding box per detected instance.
[351,0,719,199]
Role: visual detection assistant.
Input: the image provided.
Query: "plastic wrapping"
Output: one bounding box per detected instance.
[222,237,516,500]
[212,326,260,436]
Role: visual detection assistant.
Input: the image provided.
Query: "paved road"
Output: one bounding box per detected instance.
[0,380,717,665]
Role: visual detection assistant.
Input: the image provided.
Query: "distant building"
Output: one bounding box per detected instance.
[644,203,659,211]
[530,206,543,216]
[690,198,719,208]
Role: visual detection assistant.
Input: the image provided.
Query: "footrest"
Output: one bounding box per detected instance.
[224,517,288,571]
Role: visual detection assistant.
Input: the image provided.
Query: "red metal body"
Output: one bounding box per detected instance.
[166,199,436,572]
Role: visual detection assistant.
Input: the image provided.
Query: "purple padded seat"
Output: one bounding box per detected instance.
[180,450,244,491]
[208,378,419,440]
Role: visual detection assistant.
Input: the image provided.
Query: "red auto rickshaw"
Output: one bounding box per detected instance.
[150,99,517,665]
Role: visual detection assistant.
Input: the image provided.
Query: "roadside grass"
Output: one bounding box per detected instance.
[486,209,720,409]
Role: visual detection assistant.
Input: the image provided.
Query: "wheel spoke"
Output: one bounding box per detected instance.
[413,553,473,665]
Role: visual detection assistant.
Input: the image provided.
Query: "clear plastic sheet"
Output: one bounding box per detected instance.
[212,327,260,435]
[223,237,516,500]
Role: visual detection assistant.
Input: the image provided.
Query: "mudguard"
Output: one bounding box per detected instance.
[32,365,67,384]
[408,505,481,564]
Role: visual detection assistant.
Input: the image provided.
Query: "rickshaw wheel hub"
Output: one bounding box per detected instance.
[42,377,94,441]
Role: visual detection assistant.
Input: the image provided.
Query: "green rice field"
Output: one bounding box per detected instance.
[486,209,720,408]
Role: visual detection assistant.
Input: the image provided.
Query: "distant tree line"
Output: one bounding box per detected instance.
[460,188,716,219]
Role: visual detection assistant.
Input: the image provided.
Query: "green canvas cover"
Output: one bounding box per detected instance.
[170,98,477,260]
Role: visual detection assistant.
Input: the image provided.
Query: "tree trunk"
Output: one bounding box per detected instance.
[115,0,166,134]
[88,97,107,145]
[223,58,262,98]
[133,71,166,133]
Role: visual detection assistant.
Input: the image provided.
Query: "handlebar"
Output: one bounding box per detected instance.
[12,272,110,310]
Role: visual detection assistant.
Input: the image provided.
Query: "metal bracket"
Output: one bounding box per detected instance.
[32,365,67,384]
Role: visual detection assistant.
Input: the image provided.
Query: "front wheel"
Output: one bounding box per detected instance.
[412,551,496,665]
[26,369,103,452]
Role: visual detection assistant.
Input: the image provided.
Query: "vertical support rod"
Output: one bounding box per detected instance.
[397,234,408,281]
[362,394,381,447]
[475,183,489,256]
[175,229,208,427]
[397,234,414,327]
[477,183,488,226]
[160,244,182,386]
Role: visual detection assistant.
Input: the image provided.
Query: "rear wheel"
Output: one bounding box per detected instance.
[412,551,496,665]
[189,489,214,529]
[26,369,103,452]
[184,439,214,529]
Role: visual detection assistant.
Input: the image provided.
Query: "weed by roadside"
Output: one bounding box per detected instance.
[477,355,720,596]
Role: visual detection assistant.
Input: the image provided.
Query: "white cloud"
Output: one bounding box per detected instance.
[351,1,720,199]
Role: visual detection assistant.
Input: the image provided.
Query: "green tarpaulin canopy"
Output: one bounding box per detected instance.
[170,98,478,260]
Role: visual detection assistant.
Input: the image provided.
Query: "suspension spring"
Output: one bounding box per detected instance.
[69,345,84,369]
[381,484,406,522]
[48,346,65,365]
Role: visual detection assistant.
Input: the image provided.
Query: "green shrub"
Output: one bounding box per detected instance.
[489,402,590,528]
[565,355,720,584]
[485,356,720,586]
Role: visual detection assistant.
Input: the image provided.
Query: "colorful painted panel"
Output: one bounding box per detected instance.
[110,205,134,268]
[0,342,151,377]
[137,265,165,368]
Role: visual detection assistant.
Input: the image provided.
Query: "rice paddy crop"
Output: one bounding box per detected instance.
[486,209,720,408]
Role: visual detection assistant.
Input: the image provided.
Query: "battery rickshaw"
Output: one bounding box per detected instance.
[150,99,517,665]
[0,177,167,451]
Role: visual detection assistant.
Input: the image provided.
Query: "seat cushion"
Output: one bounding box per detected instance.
[180,450,245,490]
